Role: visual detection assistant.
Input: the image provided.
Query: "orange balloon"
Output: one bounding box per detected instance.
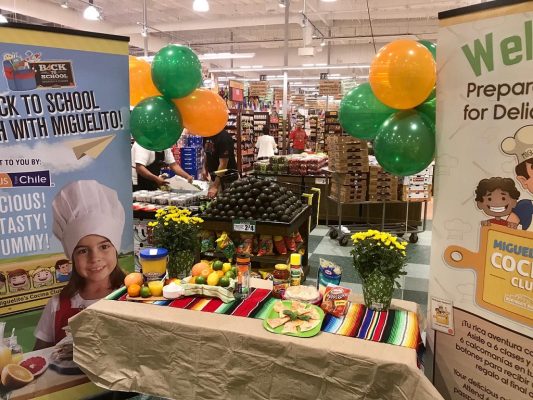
[173,89,228,137]
[129,56,160,107]
[369,40,436,110]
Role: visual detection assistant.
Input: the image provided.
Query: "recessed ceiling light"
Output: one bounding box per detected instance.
[193,0,209,12]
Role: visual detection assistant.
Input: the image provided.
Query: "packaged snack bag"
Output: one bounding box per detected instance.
[216,232,236,260]
[317,258,343,295]
[273,235,287,255]
[257,235,275,256]
[237,233,254,255]
[321,284,351,317]
[293,231,303,244]
[200,230,216,253]
[284,235,297,251]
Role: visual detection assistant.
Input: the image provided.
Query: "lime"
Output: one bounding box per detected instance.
[212,260,224,271]
[195,276,206,285]
[140,285,151,298]
[231,266,238,276]
[224,271,234,279]
[219,277,230,287]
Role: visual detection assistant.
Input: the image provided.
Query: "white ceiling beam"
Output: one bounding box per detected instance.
[0,0,167,52]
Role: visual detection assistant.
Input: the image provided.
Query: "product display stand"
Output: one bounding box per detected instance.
[200,206,311,277]
[325,169,428,246]
[237,111,255,175]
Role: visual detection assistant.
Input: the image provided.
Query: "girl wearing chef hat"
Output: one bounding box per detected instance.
[34,180,126,349]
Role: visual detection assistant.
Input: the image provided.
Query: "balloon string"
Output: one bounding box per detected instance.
[366,0,377,54]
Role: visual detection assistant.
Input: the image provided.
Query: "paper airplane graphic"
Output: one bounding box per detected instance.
[65,135,116,160]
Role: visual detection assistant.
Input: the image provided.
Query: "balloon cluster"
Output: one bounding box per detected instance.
[129,45,229,151]
[339,39,437,176]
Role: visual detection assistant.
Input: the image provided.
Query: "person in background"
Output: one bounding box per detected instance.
[203,129,238,198]
[132,141,193,191]
[255,124,278,160]
[34,180,126,349]
[289,121,307,154]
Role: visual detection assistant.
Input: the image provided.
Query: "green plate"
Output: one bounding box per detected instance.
[262,300,324,338]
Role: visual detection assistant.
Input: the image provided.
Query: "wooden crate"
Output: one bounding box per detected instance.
[368,192,398,201]
[330,192,367,203]
[326,136,368,148]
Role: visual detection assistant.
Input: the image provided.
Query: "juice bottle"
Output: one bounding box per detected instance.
[236,256,251,299]
[0,323,11,375]
[289,253,302,286]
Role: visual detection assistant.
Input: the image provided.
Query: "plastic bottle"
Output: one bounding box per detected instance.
[8,329,23,364]
[236,256,251,299]
[290,253,302,286]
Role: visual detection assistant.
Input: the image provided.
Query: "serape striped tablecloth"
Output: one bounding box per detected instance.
[108,287,421,350]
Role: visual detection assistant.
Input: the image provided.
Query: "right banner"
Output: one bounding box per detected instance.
[430,1,533,399]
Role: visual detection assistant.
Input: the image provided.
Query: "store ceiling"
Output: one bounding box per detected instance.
[0,0,486,81]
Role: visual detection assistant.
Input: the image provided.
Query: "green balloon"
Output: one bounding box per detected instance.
[339,83,395,140]
[130,96,183,151]
[418,40,437,60]
[152,44,202,99]
[416,95,436,127]
[374,110,435,176]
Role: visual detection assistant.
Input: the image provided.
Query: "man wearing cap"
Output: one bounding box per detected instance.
[502,125,533,230]
[132,142,193,191]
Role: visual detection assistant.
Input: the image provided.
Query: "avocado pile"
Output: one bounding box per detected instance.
[203,177,305,222]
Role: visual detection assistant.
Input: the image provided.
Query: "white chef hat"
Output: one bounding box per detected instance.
[52,180,125,259]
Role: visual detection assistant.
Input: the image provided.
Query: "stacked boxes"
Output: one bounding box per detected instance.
[400,165,434,201]
[180,135,204,179]
[327,136,369,202]
[368,165,398,201]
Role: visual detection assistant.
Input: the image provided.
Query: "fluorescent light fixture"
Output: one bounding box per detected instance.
[251,65,263,68]
[320,0,337,2]
[210,64,369,73]
[193,0,209,12]
[0,14,7,23]
[60,0,69,8]
[315,63,327,66]
[83,0,101,20]
[199,52,255,60]
[302,63,314,67]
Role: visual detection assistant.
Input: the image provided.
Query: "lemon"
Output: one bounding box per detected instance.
[222,263,232,273]
[207,271,220,286]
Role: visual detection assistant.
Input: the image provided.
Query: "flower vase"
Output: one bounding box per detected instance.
[167,250,195,279]
[362,270,395,311]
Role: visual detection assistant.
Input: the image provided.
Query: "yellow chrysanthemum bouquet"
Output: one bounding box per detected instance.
[149,207,203,278]
[351,230,408,310]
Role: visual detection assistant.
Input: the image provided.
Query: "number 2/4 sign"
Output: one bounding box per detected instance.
[233,219,256,233]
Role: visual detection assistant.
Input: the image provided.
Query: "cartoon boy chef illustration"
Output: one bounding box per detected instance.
[474,177,520,228]
[502,125,533,231]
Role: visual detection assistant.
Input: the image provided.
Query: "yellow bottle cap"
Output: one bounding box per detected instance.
[275,264,288,270]
[290,253,301,266]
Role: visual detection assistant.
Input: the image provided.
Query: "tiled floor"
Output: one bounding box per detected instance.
[306,222,432,318]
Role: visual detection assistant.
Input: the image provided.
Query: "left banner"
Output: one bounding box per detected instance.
[0,24,133,317]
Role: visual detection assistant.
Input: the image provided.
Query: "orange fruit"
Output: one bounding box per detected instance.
[124,272,143,288]
[200,268,211,279]
[127,284,141,297]
[216,270,224,278]
[1,364,34,390]
[189,276,197,284]
[191,262,210,277]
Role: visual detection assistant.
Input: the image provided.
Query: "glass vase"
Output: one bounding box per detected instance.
[167,250,195,279]
[362,270,395,311]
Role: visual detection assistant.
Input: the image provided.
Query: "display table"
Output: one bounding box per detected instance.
[70,280,443,400]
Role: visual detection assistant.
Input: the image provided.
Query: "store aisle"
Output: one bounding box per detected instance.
[306,222,432,318]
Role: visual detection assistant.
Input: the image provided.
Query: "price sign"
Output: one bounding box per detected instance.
[315,177,327,185]
[233,219,257,233]
[264,176,277,182]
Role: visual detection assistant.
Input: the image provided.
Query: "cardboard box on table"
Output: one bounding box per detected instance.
[70,279,442,400]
